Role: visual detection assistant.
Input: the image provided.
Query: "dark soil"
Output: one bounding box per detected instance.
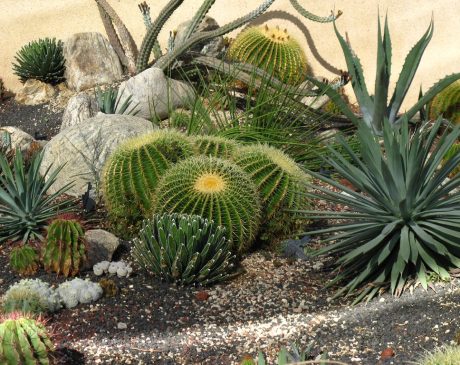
[0,97,63,139]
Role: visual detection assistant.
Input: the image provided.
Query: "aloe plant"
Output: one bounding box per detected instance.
[299,118,460,303]
[302,15,460,134]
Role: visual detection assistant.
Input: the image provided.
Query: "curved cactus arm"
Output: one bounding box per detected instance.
[290,0,342,23]
[181,0,217,43]
[387,19,433,123]
[397,73,460,125]
[138,2,163,60]
[136,0,186,73]
[333,20,374,128]
[155,0,276,71]
[95,0,138,75]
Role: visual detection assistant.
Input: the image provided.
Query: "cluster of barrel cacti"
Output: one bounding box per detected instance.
[102,129,309,260]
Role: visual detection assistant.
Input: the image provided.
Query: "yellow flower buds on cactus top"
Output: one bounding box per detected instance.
[228,24,308,85]
[102,129,195,222]
[429,80,460,124]
[153,156,262,253]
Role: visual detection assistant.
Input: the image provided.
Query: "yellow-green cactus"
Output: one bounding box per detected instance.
[429,79,460,124]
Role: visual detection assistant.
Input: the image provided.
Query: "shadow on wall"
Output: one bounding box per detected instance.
[245,10,342,76]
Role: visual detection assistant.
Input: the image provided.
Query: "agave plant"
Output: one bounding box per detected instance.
[299,118,460,303]
[94,85,139,115]
[0,150,75,244]
[303,14,460,134]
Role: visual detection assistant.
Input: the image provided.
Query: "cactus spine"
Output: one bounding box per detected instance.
[0,314,54,365]
[153,156,261,253]
[429,79,460,124]
[228,25,308,85]
[102,130,195,222]
[132,213,235,285]
[192,135,240,159]
[42,218,86,277]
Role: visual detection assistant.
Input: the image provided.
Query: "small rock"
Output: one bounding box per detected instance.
[82,230,121,271]
[195,291,210,301]
[380,347,395,359]
[117,322,128,330]
[14,79,56,105]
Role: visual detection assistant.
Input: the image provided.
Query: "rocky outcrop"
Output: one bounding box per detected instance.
[116,67,195,121]
[61,93,99,131]
[39,114,154,197]
[14,79,56,105]
[63,32,123,91]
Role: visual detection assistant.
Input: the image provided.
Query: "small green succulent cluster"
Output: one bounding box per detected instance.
[0,313,54,365]
[12,37,65,85]
[429,80,460,124]
[41,217,86,277]
[132,213,236,285]
[9,245,39,276]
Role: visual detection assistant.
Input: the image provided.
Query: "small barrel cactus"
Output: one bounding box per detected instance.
[102,129,195,223]
[192,135,240,159]
[12,37,65,85]
[9,244,39,276]
[2,279,62,314]
[98,279,118,297]
[132,213,236,285]
[429,80,460,124]
[228,25,307,85]
[153,156,261,253]
[0,313,54,365]
[41,218,86,277]
[56,278,103,309]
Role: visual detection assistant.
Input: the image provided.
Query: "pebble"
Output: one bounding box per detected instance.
[117,322,128,330]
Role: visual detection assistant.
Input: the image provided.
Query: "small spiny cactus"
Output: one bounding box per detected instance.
[228,25,307,85]
[153,156,261,253]
[429,79,460,124]
[9,244,39,276]
[0,313,54,365]
[41,218,86,277]
[98,279,118,297]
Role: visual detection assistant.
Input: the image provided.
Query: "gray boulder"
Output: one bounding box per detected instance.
[116,67,195,121]
[39,114,154,197]
[63,32,123,91]
[61,93,99,131]
[82,229,121,271]
[0,126,35,152]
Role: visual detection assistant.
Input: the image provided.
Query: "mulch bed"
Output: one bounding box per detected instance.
[1,98,460,365]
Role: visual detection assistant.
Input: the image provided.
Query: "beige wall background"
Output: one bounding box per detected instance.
[1,0,459,108]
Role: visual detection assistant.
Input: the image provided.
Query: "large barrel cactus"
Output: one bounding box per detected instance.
[192,135,240,159]
[102,130,195,223]
[41,218,86,277]
[153,156,261,253]
[233,144,309,241]
[0,313,54,365]
[228,24,307,85]
[132,213,235,285]
[429,79,460,124]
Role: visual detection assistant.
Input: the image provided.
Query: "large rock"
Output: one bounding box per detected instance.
[116,67,195,121]
[0,126,35,152]
[82,229,121,271]
[63,32,123,91]
[14,79,56,105]
[61,93,99,131]
[39,114,154,197]
[174,16,225,57]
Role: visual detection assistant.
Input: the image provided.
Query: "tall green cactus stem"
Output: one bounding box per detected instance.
[132,213,235,285]
[95,0,138,75]
[429,80,460,124]
[289,0,342,23]
[228,25,308,85]
[0,314,54,365]
[102,130,194,222]
[153,156,261,253]
[180,0,217,44]
[192,135,240,159]
[233,145,309,241]
[138,2,163,60]
[150,0,276,71]
[136,0,186,72]
[42,218,86,277]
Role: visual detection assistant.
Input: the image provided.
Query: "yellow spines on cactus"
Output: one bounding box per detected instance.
[228,24,307,85]
[102,129,195,224]
[429,80,460,124]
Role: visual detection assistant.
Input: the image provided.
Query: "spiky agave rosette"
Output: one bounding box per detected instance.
[0,312,54,365]
[132,213,236,285]
[228,24,307,85]
[153,156,261,253]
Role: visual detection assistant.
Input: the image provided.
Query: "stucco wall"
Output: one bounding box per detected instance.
[1,0,459,107]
